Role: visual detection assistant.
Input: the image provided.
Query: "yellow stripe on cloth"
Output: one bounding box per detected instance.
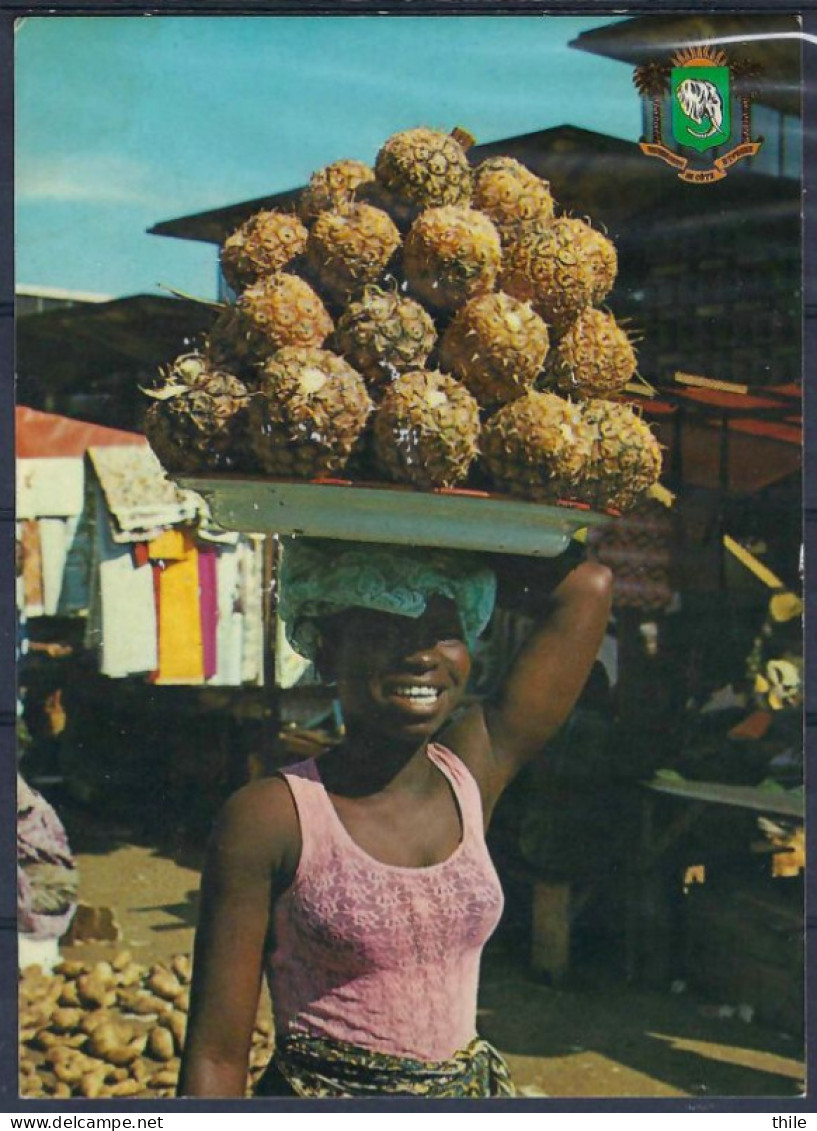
[149,529,204,684]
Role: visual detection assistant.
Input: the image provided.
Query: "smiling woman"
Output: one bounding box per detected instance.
[178,537,612,1098]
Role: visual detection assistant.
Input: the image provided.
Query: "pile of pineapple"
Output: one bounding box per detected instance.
[19,951,273,1098]
[144,127,662,511]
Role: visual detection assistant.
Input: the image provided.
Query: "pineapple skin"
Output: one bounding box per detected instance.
[208,274,334,377]
[550,308,636,400]
[403,205,502,314]
[248,346,373,478]
[482,390,591,502]
[144,353,251,473]
[334,285,437,395]
[305,203,401,306]
[220,211,308,293]
[374,128,473,217]
[439,291,550,408]
[298,159,375,225]
[501,217,615,333]
[578,399,662,510]
[471,157,555,245]
[372,369,480,490]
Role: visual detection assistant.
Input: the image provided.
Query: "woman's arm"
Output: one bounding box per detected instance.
[177,779,299,1097]
[447,550,613,812]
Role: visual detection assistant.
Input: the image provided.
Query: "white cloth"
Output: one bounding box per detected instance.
[208,543,244,687]
[92,485,158,678]
[38,517,78,616]
[17,459,84,520]
[240,537,265,687]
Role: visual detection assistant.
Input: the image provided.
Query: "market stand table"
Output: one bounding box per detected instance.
[625,776,805,989]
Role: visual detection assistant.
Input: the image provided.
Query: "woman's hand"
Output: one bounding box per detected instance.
[177,779,299,1097]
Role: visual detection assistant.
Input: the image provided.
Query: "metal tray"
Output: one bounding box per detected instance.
[178,475,614,557]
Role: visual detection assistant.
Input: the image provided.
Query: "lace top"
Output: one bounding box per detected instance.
[265,744,504,1061]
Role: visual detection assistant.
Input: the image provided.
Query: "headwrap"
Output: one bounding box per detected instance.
[277,538,496,661]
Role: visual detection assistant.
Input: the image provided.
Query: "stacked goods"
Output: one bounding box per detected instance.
[145,125,661,509]
[439,292,550,408]
[220,211,308,293]
[143,353,251,473]
[334,285,437,396]
[249,347,373,477]
[372,369,480,489]
[19,952,274,1098]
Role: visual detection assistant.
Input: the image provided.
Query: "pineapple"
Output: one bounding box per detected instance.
[220,211,308,293]
[403,206,502,313]
[372,369,480,489]
[501,217,616,332]
[298,159,375,225]
[439,291,550,408]
[143,353,250,473]
[471,157,555,245]
[374,127,473,221]
[333,284,437,396]
[549,308,636,399]
[560,218,618,305]
[248,346,373,478]
[481,390,591,502]
[578,399,662,510]
[305,203,401,306]
[208,274,333,375]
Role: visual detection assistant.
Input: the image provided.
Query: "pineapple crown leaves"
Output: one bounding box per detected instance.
[141,382,189,402]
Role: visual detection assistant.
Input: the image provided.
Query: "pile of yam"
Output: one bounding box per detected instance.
[19,952,273,1098]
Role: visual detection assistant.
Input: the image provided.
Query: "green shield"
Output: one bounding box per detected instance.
[671,66,731,152]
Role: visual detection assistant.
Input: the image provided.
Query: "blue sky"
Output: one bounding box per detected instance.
[15,15,639,300]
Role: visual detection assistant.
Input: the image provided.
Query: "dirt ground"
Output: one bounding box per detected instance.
[54,836,805,1101]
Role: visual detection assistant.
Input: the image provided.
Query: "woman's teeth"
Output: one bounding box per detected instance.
[392,686,440,701]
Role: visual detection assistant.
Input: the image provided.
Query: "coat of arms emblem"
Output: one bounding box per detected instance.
[634,45,763,183]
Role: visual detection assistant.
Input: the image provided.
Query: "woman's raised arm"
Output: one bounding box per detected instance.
[178,779,298,1097]
[447,551,613,811]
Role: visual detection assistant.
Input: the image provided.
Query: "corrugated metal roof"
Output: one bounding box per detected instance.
[15,405,147,459]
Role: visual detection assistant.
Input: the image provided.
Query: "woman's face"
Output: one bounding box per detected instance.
[327,596,472,744]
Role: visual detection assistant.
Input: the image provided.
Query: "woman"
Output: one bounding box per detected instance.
[179,539,612,1097]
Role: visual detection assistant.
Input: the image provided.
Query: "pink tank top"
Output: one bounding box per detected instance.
[266,743,504,1061]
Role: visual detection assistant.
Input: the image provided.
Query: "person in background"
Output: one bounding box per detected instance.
[17,772,78,973]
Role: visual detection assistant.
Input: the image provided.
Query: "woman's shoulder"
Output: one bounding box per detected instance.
[210,775,302,881]
[438,702,507,822]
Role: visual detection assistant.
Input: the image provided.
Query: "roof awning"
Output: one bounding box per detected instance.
[16,293,217,389]
[15,405,147,459]
[148,125,799,248]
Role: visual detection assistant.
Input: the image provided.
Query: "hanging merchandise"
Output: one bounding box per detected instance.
[19,520,44,618]
[211,541,244,687]
[38,517,79,617]
[148,529,205,686]
[198,544,219,682]
[239,536,265,687]
[87,484,159,679]
[87,444,202,543]
[16,457,85,523]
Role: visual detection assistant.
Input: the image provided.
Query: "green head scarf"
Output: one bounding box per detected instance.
[278,538,497,662]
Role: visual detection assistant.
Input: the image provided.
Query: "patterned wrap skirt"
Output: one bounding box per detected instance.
[256,1033,515,1098]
